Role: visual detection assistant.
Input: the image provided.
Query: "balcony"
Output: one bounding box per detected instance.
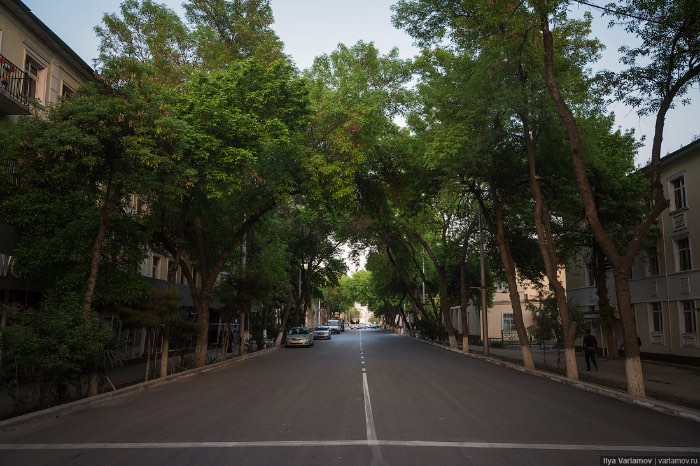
[0,53,31,116]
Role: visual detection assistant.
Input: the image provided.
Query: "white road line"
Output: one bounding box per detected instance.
[1,441,698,452]
[363,372,377,441]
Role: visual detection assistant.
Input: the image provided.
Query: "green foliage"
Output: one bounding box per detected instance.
[0,297,113,412]
[414,317,447,342]
[185,0,283,66]
[527,293,561,342]
[118,286,182,329]
[0,82,156,306]
[96,0,195,86]
[303,41,412,207]
[604,0,700,117]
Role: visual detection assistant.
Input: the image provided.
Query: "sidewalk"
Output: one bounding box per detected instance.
[458,343,700,411]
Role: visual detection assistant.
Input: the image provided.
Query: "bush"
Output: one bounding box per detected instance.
[414,318,447,342]
[0,298,112,414]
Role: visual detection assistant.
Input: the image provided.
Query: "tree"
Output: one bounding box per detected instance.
[404,42,548,367]
[184,0,283,66]
[153,59,308,366]
[531,0,700,396]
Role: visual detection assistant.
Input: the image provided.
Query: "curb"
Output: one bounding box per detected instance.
[410,336,700,424]
[0,346,279,432]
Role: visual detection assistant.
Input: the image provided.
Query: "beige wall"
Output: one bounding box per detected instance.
[1,0,92,115]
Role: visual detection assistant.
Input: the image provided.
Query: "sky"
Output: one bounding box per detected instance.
[19,0,699,166]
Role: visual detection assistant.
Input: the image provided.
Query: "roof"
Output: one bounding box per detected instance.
[658,138,700,168]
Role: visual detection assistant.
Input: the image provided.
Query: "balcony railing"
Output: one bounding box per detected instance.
[0,53,31,115]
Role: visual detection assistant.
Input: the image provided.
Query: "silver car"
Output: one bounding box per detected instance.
[314,325,332,340]
[327,319,342,334]
[285,327,314,348]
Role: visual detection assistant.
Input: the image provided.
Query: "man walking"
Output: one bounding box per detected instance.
[582,330,598,371]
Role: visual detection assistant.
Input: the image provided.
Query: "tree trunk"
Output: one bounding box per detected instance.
[439,266,458,349]
[594,247,620,360]
[159,330,170,378]
[144,328,152,382]
[416,234,457,349]
[614,271,646,397]
[83,195,116,317]
[523,123,578,380]
[194,297,210,367]
[537,9,647,394]
[275,289,293,347]
[160,251,182,374]
[491,196,535,370]
[84,195,117,396]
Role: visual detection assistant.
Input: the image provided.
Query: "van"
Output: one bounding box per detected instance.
[327,319,342,334]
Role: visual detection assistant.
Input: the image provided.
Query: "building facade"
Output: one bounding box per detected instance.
[450,277,557,347]
[567,139,700,363]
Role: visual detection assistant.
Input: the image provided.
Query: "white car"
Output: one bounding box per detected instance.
[314,326,332,340]
[327,319,342,334]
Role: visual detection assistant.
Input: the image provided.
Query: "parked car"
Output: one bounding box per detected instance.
[327,319,342,334]
[314,325,332,340]
[285,327,314,347]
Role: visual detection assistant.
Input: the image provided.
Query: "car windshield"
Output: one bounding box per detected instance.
[315,326,329,330]
[289,328,308,335]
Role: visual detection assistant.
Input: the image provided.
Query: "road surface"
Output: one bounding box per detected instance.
[1,330,698,465]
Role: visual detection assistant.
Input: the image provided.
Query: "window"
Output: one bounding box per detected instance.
[671,175,686,211]
[682,301,696,334]
[502,313,515,331]
[586,263,596,287]
[651,302,663,332]
[22,54,45,103]
[61,81,74,99]
[152,255,160,278]
[646,244,659,276]
[675,237,692,271]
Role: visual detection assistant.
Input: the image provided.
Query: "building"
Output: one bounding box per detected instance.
[0,0,93,118]
[567,139,700,363]
[1,0,95,310]
[450,276,558,347]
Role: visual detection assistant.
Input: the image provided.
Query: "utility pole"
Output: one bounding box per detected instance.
[479,206,489,356]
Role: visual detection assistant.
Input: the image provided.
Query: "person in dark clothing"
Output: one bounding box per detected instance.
[582,331,598,371]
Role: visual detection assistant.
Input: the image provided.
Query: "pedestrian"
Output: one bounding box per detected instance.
[582,330,598,371]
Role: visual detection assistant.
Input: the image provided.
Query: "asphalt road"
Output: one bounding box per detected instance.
[1,330,699,466]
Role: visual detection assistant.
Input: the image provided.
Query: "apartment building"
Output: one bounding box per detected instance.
[1,0,94,309]
[567,139,700,363]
